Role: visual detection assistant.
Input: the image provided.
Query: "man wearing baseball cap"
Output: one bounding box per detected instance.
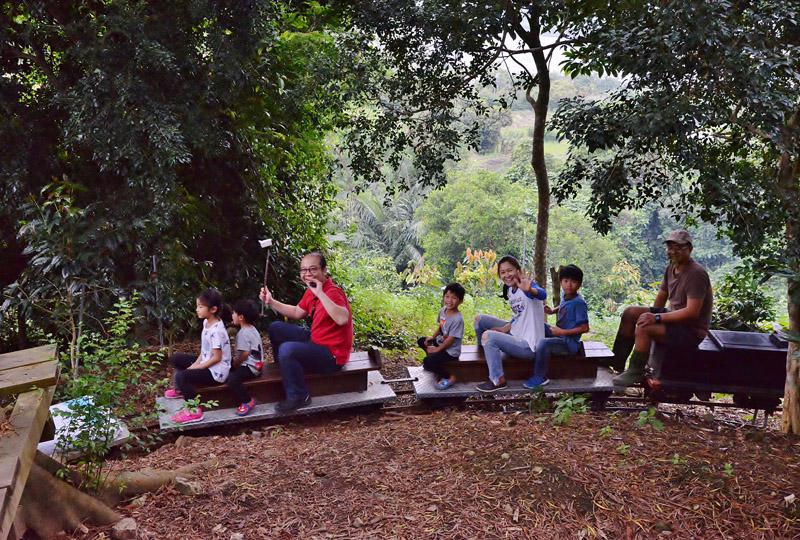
[611,229,714,386]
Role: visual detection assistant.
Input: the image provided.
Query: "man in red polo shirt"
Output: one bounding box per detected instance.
[260,251,353,412]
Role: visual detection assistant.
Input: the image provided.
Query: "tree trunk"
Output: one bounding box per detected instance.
[778,112,799,434]
[523,33,551,288]
[783,274,800,434]
[780,193,800,434]
[20,459,121,539]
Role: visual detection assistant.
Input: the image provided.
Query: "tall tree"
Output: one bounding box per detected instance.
[552,1,800,433]
[343,182,428,272]
[0,1,349,340]
[340,0,596,287]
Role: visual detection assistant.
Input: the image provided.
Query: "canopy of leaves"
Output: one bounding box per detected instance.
[553,1,800,275]
[337,0,592,192]
[0,1,351,335]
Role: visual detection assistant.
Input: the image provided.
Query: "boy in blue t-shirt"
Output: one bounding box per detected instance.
[523,264,590,389]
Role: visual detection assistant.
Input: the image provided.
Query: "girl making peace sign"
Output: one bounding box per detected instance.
[473,255,546,392]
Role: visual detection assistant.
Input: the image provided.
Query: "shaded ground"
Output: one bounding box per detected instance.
[56,348,800,539]
[83,411,798,539]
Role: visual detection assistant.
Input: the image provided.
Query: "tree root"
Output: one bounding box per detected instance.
[18,451,218,539]
[19,461,121,539]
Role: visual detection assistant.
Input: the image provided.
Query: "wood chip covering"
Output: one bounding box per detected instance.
[78,408,800,539]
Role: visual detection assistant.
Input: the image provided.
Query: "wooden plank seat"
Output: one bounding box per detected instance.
[0,345,58,398]
[443,342,613,383]
[654,330,787,398]
[195,347,382,409]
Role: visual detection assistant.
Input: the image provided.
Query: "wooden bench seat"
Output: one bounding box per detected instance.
[442,342,613,383]
[196,347,382,408]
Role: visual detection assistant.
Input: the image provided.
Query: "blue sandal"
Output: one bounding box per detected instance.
[435,378,453,390]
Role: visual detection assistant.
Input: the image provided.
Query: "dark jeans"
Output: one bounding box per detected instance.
[532,326,572,379]
[268,321,340,400]
[171,352,218,401]
[417,337,458,380]
[227,364,259,405]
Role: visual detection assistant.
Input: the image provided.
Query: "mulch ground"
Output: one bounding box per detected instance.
[53,352,800,540]
[62,348,800,539]
[92,410,800,540]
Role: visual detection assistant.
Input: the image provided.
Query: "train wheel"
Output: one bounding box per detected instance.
[589,391,611,411]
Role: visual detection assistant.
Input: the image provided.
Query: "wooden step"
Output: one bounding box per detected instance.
[158,371,396,433]
[442,343,612,382]
[195,347,381,408]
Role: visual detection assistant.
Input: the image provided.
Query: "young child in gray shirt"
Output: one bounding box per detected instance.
[228,299,264,416]
[417,283,466,390]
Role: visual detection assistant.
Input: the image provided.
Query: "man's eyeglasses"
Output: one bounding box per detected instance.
[300,266,320,274]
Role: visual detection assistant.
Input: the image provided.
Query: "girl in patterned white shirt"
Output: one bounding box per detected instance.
[164,288,232,424]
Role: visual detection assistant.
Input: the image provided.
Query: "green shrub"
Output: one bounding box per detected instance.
[56,293,165,491]
[347,283,511,350]
[712,267,776,331]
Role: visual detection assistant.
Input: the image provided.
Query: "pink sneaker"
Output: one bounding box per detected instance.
[171,408,204,424]
[164,388,183,399]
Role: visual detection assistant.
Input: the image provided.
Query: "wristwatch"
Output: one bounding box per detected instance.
[654,314,662,323]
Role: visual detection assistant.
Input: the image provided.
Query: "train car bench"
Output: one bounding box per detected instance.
[648,329,788,416]
[409,343,616,407]
[157,347,396,432]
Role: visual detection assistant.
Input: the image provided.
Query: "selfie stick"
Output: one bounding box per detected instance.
[259,238,273,315]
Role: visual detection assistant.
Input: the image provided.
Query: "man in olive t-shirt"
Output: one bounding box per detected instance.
[611,230,714,386]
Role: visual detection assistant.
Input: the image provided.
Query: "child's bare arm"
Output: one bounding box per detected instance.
[427,335,455,353]
[188,353,203,369]
[232,350,249,369]
[193,348,222,369]
[549,323,589,337]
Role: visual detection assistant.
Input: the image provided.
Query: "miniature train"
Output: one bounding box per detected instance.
[157,329,789,432]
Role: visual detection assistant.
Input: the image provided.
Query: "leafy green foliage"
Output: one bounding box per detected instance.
[722,463,735,479]
[527,388,550,414]
[454,249,499,298]
[340,183,429,272]
[671,453,688,466]
[553,1,800,277]
[1,1,349,346]
[636,407,664,431]
[417,170,537,274]
[712,267,777,332]
[551,394,588,426]
[55,294,164,491]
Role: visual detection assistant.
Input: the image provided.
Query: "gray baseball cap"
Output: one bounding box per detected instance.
[664,230,693,246]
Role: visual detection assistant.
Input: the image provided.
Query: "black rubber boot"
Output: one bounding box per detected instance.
[612,350,648,386]
[610,333,635,372]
